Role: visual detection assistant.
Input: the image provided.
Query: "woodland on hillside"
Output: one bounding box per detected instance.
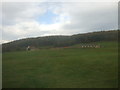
[2,30,119,52]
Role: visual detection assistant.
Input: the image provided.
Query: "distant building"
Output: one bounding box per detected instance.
[80,44,101,48]
[26,46,31,51]
[26,46,39,51]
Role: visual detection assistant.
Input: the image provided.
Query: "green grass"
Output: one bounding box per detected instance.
[2,41,118,88]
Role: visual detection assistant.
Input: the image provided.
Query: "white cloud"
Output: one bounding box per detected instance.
[2,0,119,2]
[2,2,47,25]
[0,40,10,44]
[50,2,118,33]
[1,2,118,44]
[2,20,71,41]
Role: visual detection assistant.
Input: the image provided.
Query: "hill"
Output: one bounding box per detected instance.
[2,30,119,52]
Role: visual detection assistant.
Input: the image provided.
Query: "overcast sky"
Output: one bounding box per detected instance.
[0,0,118,44]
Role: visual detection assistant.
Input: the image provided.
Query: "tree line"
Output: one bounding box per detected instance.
[2,30,119,52]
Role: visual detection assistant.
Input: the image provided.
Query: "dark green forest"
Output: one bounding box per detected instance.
[2,30,119,52]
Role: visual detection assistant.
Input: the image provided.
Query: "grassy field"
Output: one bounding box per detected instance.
[2,41,118,88]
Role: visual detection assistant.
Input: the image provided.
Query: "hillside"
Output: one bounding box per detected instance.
[2,30,119,52]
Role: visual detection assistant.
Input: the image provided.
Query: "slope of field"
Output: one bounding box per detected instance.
[3,41,118,88]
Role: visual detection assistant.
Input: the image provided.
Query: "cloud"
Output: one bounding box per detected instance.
[3,0,117,2]
[2,2,47,25]
[2,21,63,41]
[1,2,118,44]
[52,2,118,33]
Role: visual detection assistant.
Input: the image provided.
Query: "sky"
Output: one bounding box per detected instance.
[0,0,119,44]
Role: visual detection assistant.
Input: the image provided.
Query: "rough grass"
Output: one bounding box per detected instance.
[2,41,118,88]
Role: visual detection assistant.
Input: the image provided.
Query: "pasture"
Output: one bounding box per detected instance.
[2,41,118,88]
